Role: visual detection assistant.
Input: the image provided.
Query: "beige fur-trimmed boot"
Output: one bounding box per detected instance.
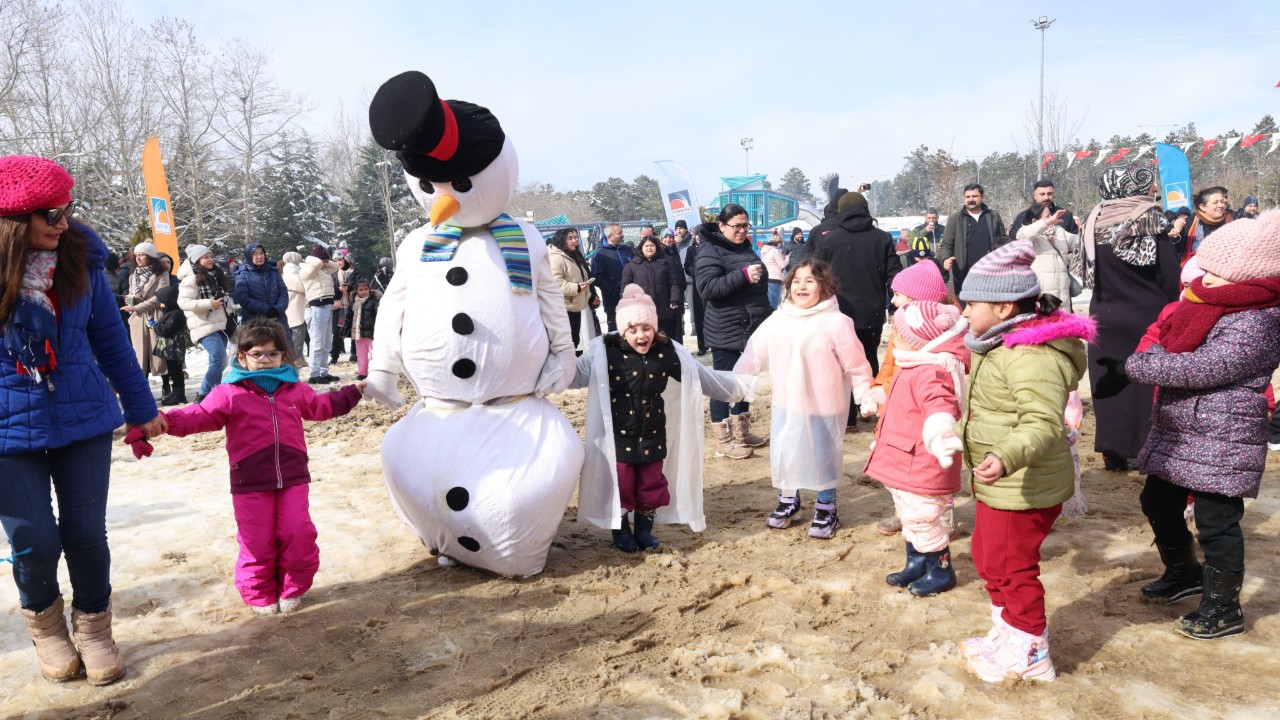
[713,420,752,459]
[731,412,768,448]
[20,597,81,682]
[71,602,125,686]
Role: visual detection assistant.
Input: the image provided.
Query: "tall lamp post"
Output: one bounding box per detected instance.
[740,137,754,174]
[1030,15,1055,180]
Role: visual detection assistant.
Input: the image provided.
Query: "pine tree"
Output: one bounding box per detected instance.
[335,140,413,274]
[778,167,815,204]
[255,131,338,260]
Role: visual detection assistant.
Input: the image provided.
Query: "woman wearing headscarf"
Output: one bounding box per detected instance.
[281,251,309,364]
[1082,164,1183,471]
[120,241,171,383]
[0,155,161,685]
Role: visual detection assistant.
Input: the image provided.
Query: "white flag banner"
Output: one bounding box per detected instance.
[1133,145,1154,160]
[1178,142,1196,154]
[1095,148,1112,165]
[1269,133,1280,155]
[651,160,701,232]
[1221,136,1242,156]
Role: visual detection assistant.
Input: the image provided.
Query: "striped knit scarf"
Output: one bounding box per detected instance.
[421,213,532,294]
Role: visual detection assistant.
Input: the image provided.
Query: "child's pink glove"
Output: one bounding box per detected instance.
[122,427,154,459]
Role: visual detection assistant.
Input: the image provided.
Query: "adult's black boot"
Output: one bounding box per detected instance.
[886,542,926,587]
[1176,566,1244,640]
[1140,541,1203,604]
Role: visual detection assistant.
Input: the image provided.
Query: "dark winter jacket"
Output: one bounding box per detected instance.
[808,204,903,329]
[664,246,687,296]
[682,240,701,294]
[1126,307,1280,498]
[372,264,395,293]
[1008,203,1079,240]
[234,243,289,323]
[0,224,157,454]
[591,242,635,303]
[621,253,682,322]
[783,238,809,271]
[349,292,380,340]
[605,333,681,464]
[693,225,772,352]
[940,204,1008,274]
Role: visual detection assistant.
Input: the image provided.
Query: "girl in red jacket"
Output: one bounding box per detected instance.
[161,318,365,615]
[863,300,971,596]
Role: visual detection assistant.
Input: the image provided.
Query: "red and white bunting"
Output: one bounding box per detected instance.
[1105,147,1134,164]
[1220,136,1242,156]
[1095,148,1112,165]
[1178,142,1196,153]
[1200,139,1219,157]
[1040,152,1058,169]
[1269,133,1280,155]
[1132,145,1154,161]
[1241,133,1268,148]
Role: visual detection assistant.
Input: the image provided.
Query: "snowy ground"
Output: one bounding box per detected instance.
[2,336,1279,719]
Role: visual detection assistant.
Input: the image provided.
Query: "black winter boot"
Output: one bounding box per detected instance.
[611,513,638,553]
[1140,541,1203,604]
[632,511,660,550]
[908,546,957,597]
[886,542,927,587]
[1177,566,1244,640]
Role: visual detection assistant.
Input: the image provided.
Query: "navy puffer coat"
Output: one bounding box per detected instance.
[693,225,772,352]
[1,224,157,453]
[234,243,288,323]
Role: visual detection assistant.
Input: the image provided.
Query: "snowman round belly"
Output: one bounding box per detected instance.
[399,235,547,404]
[381,395,583,578]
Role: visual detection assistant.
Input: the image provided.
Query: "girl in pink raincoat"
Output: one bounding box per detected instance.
[735,259,875,539]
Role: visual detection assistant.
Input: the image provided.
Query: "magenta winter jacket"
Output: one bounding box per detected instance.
[164,380,362,494]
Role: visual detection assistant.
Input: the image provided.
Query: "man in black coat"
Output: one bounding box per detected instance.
[590,223,635,332]
[809,191,900,427]
[1008,179,1079,239]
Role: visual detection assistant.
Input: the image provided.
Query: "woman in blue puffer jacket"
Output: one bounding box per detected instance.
[0,156,163,686]
[234,243,288,327]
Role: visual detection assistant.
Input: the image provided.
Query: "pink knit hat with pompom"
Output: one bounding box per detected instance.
[0,155,74,217]
[1195,209,1280,283]
[616,284,659,331]
[891,258,949,302]
[893,300,962,350]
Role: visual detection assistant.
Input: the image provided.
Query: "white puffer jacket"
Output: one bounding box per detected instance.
[1016,218,1079,310]
[177,261,230,343]
[299,256,338,303]
[283,263,308,327]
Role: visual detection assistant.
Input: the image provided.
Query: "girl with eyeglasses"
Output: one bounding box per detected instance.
[0,155,163,685]
[157,318,366,616]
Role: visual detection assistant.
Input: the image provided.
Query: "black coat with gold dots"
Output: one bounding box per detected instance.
[604,333,682,465]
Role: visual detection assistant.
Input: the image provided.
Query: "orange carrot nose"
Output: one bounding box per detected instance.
[430,195,461,227]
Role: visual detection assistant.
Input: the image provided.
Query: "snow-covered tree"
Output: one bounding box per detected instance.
[255,131,338,260]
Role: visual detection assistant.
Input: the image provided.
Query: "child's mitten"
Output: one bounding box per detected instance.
[122,426,154,459]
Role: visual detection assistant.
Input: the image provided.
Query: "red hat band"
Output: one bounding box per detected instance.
[426,100,459,162]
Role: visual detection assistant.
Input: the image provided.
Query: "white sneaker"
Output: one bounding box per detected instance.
[1268,442,1280,452]
[968,625,1056,683]
[278,595,304,614]
[250,602,279,616]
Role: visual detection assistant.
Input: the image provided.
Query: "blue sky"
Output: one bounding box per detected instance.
[123,0,1280,202]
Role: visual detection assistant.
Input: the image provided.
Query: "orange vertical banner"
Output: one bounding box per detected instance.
[141,137,179,261]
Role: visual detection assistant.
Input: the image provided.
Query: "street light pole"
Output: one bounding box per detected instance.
[740,137,754,174]
[1030,16,1055,181]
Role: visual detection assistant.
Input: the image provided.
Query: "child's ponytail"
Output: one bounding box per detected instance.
[1015,293,1062,317]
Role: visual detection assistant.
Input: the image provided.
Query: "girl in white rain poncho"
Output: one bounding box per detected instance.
[572,285,751,551]
[734,260,876,539]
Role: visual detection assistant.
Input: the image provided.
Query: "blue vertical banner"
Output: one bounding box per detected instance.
[652,160,701,230]
[1155,143,1192,212]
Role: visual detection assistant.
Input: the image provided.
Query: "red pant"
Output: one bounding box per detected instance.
[617,461,670,513]
[971,501,1061,635]
[231,484,319,607]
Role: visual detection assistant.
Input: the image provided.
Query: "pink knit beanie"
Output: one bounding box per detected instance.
[0,155,74,217]
[1195,209,1280,282]
[891,258,949,302]
[893,300,962,350]
[616,284,659,331]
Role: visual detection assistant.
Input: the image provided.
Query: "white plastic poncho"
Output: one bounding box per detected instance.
[734,297,874,492]
[572,336,751,532]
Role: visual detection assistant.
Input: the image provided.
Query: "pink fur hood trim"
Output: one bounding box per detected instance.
[1003,311,1098,348]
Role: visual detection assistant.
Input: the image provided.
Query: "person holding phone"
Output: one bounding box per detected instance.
[178,244,232,402]
[547,228,596,353]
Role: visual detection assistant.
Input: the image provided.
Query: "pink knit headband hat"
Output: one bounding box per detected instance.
[0,155,74,217]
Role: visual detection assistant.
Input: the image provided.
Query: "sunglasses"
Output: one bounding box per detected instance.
[33,201,77,226]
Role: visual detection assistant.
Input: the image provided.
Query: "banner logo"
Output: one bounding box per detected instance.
[1164,183,1190,210]
[667,190,695,217]
[150,197,172,234]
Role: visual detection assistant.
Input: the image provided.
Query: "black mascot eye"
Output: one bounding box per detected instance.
[453,177,473,193]
[419,179,435,194]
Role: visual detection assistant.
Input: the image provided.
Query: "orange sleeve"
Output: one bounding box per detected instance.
[871,331,898,390]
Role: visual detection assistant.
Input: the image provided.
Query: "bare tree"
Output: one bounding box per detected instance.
[2,0,82,159]
[0,0,39,115]
[218,39,307,247]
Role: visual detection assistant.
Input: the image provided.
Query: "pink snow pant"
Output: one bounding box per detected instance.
[230,484,319,608]
[971,501,1061,636]
[354,338,373,377]
[617,461,670,513]
[888,488,952,553]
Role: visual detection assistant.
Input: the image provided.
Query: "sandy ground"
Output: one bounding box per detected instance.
[3,338,1280,720]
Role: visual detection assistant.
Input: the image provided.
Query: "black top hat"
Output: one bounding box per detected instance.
[368,71,506,183]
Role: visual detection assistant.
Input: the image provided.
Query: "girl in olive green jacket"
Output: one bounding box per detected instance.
[955,240,1095,685]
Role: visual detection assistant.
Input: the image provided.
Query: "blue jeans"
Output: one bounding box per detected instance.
[0,433,114,613]
[710,349,749,423]
[199,331,228,395]
[767,280,782,309]
[305,304,333,376]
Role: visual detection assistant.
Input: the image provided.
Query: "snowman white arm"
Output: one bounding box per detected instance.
[532,236,577,396]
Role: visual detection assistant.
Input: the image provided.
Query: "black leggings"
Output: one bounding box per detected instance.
[567,308,581,353]
[1140,474,1245,573]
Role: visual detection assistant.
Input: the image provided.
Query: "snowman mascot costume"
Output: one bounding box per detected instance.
[364,71,583,578]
